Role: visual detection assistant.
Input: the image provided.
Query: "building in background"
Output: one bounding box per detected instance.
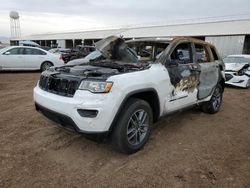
[10,17,250,57]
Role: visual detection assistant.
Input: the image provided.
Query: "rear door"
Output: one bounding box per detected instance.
[193,43,219,99]
[24,48,46,69]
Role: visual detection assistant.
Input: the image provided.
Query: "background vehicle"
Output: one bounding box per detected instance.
[66,50,103,65]
[49,46,96,63]
[19,40,40,47]
[70,45,95,60]
[49,48,72,63]
[34,36,225,154]
[0,46,64,71]
[224,55,250,88]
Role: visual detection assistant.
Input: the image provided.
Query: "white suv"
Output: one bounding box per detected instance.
[34,36,225,154]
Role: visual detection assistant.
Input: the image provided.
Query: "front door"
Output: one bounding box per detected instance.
[1,48,26,69]
[164,42,200,112]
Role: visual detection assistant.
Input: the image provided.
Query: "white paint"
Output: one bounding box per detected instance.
[0,46,64,70]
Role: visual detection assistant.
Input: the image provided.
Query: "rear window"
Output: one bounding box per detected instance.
[195,44,210,63]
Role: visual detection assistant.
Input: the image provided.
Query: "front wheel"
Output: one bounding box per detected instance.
[112,98,153,154]
[201,84,223,114]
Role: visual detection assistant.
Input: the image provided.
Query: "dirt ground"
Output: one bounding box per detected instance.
[0,72,249,188]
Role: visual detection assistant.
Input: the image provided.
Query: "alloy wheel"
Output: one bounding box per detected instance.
[212,87,222,111]
[127,109,149,146]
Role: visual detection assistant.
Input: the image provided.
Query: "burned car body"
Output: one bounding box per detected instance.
[224,55,250,88]
[34,36,225,154]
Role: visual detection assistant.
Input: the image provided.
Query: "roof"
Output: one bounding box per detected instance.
[12,19,250,41]
[126,37,173,43]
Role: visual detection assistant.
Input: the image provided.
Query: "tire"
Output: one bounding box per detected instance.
[201,84,223,114]
[245,78,250,89]
[41,61,53,72]
[112,98,153,154]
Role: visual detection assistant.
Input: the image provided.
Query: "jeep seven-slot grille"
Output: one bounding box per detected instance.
[39,75,80,97]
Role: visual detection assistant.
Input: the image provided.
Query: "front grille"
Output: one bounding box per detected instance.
[225,73,233,81]
[39,74,80,97]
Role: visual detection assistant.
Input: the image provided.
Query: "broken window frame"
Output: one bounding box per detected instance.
[165,40,195,67]
[210,46,220,61]
[193,43,211,63]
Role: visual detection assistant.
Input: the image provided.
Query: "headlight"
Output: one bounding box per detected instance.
[237,68,247,76]
[79,81,113,93]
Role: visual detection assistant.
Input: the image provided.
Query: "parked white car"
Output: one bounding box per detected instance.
[224,55,250,88]
[0,46,65,71]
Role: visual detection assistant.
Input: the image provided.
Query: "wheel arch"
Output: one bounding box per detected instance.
[40,61,54,71]
[109,88,160,134]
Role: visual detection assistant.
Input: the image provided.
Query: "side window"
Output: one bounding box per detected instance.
[24,48,34,55]
[4,48,24,55]
[195,44,210,63]
[138,45,153,61]
[36,49,46,55]
[25,48,46,55]
[210,47,219,61]
[170,43,192,64]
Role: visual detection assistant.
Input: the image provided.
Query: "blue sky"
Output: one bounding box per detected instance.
[0,0,250,37]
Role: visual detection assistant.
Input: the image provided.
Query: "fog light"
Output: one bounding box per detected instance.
[77,109,98,118]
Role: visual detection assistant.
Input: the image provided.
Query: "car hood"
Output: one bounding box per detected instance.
[225,62,249,71]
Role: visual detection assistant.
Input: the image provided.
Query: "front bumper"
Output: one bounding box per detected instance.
[34,85,121,133]
[225,72,250,88]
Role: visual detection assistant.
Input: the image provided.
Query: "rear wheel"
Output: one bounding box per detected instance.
[112,98,153,154]
[201,84,223,114]
[245,78,250,88]
[41,61,53,72]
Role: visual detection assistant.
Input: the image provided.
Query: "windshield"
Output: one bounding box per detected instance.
[85,50,102,61]
[224,56,250,64]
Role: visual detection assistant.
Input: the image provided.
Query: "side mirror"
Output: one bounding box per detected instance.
[4,51,10,55]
